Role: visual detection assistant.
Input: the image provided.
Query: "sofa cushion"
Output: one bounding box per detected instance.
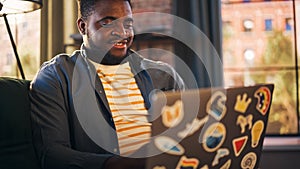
[0,77,40,169]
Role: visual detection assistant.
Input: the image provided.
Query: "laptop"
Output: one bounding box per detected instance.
[143,84,274,169]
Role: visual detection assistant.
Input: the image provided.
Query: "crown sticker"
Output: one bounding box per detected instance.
[234,93,252,113]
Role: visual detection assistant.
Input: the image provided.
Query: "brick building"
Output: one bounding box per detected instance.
[222,0,295,70]
[130,0,297,73]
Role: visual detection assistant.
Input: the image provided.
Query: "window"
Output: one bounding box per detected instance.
[222,0,298,135]
[244,49,255,64]
[265,19,273,31]
[243,19,254,32]
[130,0,175,66]
[0,10,41,79]
[285,17,293,31]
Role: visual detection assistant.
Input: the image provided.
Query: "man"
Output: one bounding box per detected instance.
[30,0,184,169]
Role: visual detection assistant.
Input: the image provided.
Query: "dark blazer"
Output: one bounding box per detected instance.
[30,49,185,169]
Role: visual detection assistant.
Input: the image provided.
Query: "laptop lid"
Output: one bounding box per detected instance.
[144,84,274,169]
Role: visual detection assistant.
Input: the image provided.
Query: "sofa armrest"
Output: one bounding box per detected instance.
[0,77,41,169]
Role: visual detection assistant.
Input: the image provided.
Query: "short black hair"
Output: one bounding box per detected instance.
[77,0,132,20]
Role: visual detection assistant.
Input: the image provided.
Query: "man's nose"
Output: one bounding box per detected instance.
[111,23,128,38]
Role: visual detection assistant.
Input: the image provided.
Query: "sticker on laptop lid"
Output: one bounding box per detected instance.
[220,159,231,169]
[201,122,226,152]
[232,136,248,157]
[212,148,230,166]
[154,136,185,155]
[161,100,184,128]
[254,86,271,115]
[240,152,257,169]
[234,93,252,113]
[236,114,253,134]
[206,91,227,121]
[153,166,166,169]
[251,120,264,148]
[177,116,209,139]
[175,156,199,169]
[199,165,209,169]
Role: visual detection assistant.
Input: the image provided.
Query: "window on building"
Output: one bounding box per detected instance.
[130,0,175,66]
[0,10,41,80]
[285,17,293,31]
[244,49,255,64]
[222,0,299,136]
[265,19,273,31]
[243,19,254,32]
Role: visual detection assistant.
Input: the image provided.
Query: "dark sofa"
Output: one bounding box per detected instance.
[0,77,41,169]
[3,77,300,169]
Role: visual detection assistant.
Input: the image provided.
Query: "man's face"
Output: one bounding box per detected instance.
[78,0,134,61]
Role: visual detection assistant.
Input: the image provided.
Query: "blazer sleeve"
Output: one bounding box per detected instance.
[30,64,112,169]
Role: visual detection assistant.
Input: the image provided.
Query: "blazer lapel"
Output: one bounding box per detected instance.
[72,53,119,152]
[127,52,154,110]
[94,73,111,114]
[77,53,112,118]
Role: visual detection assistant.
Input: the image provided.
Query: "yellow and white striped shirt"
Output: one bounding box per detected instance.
[96,62,151,156]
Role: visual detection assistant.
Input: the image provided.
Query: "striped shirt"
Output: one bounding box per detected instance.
[96,62,151,156]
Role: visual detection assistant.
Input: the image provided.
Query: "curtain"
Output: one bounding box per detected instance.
[40,0,78,64]
[172,0,223,88]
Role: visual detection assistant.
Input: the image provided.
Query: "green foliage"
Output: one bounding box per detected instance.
[222,22,234,41]
[262,30,293,65]
[256,29,298,135]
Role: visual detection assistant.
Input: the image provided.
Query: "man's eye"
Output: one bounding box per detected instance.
[99,20,114,27]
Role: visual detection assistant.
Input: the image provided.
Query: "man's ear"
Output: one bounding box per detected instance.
[77,18,86,35]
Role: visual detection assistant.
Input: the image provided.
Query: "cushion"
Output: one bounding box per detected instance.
[0,77,40,169]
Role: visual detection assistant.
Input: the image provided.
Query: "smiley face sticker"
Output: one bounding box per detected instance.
[201,122,226,152]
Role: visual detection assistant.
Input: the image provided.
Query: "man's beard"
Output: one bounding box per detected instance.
[101,51,129,65]
[84,37,129,65]
[84,45,129,65]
